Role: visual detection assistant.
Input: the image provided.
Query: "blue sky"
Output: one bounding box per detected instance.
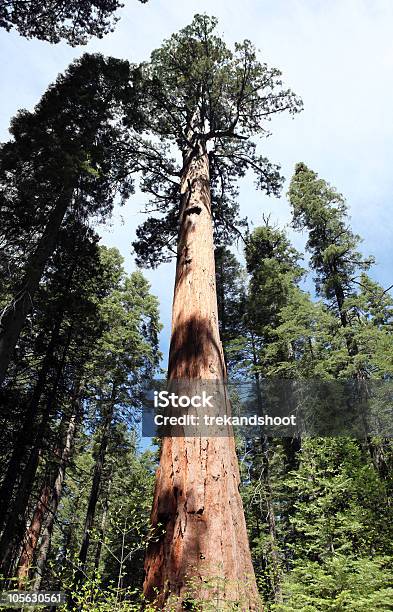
[1,0,392,365]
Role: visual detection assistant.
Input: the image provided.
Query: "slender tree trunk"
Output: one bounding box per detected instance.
[94,477,112,572]
[17,406,79,586]
[16,482,51,587]
[143,140,260,609]
[32,526,51,591]
[33,430,79,592]
[0,189,72,386]
[77,387,116,578]
[252,354,282,603]
[0,319,62,530]
[0,326,72,576]
[0,395,53,576]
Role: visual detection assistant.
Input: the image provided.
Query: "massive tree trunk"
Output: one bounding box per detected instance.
[143,140,260,609]
[0,189,72,386]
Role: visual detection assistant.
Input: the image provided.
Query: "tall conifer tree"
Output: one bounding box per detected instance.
[131,14,302,608]
[0,53,141,385]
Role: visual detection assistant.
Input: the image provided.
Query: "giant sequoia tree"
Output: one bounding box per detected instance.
[132,15,302,608]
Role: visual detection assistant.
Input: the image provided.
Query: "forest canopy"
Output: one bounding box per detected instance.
[0,0,148,45]
[0,8,392,612]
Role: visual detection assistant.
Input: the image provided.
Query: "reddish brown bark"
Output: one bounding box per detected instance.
[17,483,52,587]
[16,407,79,586]
[143,142,260,609]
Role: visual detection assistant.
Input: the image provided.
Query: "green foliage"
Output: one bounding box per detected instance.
[87,252,162,390]
[273,556,393,611]
[245,222,304,348]
[0,52,142,350]
[50,443,158,592]
[0,236,161,592]
[0,1,148,46]
[288,163,373,314]
[132,14,302,267]
[283,439,393,562]
[220,199,393,607]
[215,246,247,366]
[58,575,155,611]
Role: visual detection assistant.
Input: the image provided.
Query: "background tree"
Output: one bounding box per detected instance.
[0,224,111,577]
[213,209,393,608]
[289,163,393,477]
[289,163,373,333]
[214,246,247,369]
[0,52,141,385]
[0,243,161,596]
[0,0,148,45]
[288,162,393,377]
[76,263,161,580]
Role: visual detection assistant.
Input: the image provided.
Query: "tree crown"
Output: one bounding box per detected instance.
[0,1,147,45]
[132,14,303,267]
[289,162,374,304]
